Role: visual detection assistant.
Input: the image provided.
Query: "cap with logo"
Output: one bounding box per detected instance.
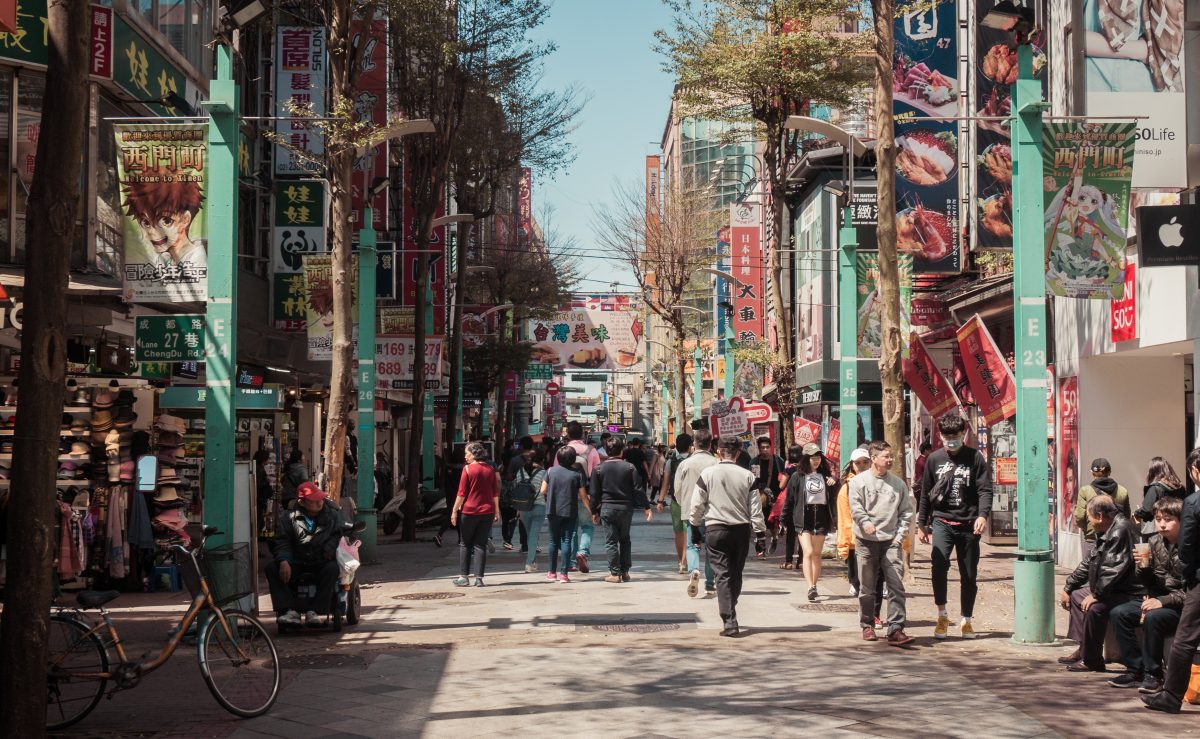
[1091,458,1111,473]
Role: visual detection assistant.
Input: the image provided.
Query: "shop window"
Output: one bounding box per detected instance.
[139,0,213,80]
[95,95,125,277]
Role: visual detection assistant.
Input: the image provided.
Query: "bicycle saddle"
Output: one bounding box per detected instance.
[76,590,120,609]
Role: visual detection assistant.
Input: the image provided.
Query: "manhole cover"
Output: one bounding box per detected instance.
[393,592,466,601]
[279,654,368,669]
[796,603,859,613]
[587,622,682,633]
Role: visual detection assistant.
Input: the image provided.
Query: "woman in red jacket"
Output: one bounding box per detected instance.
[451,442,501,587]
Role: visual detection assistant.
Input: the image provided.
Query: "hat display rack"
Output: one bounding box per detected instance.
[149,413,194,552]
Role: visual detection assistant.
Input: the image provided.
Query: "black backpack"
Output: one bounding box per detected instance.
[509,466,536,512]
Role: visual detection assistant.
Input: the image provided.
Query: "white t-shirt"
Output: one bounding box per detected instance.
[803,472,826,505]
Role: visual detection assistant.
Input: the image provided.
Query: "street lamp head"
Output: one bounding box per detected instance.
[225,0,269,29]
[369,176,390,197]
[980,0,1034,31]
[432,214,476,228]
[784,116,867,159]
[822,181,847,199]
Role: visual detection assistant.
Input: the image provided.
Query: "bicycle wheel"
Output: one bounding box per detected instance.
[45,614,109,730]
[198,609,281,718]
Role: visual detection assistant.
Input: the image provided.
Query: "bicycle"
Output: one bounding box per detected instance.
[45,526,281,730]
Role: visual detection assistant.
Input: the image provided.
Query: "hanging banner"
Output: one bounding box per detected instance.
[273,179,326,273]
[114,123,208,303]
[518,167,533,241]
[1110,263,1137,342]
[275,26,326,175]
[973,0,1048,250]
[1058,375,1080,533]
[714,225,732,353]
[350,15,388,229]
[893,0,961,273]
[825,418,841,467]
[527,295,645,372]
[302,255,358,361]
[1043,122,1136,299]
[902,331,960,418]
[793,417,822,446]
[954,315,1016,425]
[856,252,913,359]
[730,202,765,342]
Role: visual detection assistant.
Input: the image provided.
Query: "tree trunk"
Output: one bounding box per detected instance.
[403,251,430,540]
[321,0,355,501]
[764,144,796,447]
[443,220,471,456]
[0,2,89,734]
[873,0,904,453]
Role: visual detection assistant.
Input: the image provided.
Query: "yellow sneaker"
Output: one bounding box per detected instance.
[960,619,976,639]
[934,615,950,639]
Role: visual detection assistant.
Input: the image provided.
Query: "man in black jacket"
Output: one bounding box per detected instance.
[266,482,346,627]
[918,413,992,639]
[1144,447,1200,713]
[589,437,653,583]
[1057,494,1141,672]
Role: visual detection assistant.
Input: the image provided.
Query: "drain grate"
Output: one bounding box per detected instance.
[392,591,466,601]
[590,622,681,633]
[796,603,859,613]
[279,654,368,669]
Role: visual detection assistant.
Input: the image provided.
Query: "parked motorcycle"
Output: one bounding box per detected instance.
[379,487,447,535]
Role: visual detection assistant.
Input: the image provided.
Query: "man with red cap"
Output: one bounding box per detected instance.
[266,481,346,627]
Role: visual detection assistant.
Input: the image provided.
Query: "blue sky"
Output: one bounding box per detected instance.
[528,0,676,294]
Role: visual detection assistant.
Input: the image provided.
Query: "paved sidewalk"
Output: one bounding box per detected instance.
[51,518,1200,738]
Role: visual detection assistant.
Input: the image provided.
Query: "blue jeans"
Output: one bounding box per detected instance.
[546,514,576,575]
[601,507,635,576]
[686,522,715,590]
[519,503,546,567]
[569,508,594,562]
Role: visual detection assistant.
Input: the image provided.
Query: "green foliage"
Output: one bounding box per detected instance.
[464,335,534,393]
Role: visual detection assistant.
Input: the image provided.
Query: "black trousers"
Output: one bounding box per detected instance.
[1163,584,1200,704]
[1066,586,1133,666]
[265,559,339,615]
[1111,599,1181,676]
[931,519,981,617]
[782,522,797,564]
[707,523,752,627]
[458,512,492,579]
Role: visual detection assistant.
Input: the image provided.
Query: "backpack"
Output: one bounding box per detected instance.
[666,454,687,500]
[509,466,536,512]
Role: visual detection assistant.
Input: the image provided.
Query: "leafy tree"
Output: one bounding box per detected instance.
[657,0,868,443]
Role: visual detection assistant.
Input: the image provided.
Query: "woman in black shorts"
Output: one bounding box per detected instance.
[782,443,838,602]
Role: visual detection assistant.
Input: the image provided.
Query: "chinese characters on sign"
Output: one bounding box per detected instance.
[350,15,388,229]
[135,315,206,362]
[275,26,326,175]
[527,296,644,372]
[303,254,358,361]
[730,203,764,343]
[1110,263,1137,342]
[90,6,113,78]
[273,179,325,330]
[901,331,960,418]
[954,315,1016,425]
[114,124,208,303]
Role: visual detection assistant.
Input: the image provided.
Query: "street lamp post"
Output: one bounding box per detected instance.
[692,343,703,422]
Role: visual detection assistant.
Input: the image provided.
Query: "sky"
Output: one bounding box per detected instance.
[527,0,677,295]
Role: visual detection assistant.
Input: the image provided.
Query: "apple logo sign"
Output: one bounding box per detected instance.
[1159,216,1184,248]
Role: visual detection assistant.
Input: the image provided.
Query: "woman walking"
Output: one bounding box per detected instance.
[1135,456,1186,539]
[450,442,501,587]
[782,443,838,601]
[518,449,549,573]
[773,445,804,569]
[542,446,590,582]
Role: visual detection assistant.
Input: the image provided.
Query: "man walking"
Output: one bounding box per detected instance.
[849,440,915,646]
[688,436,765,637]
[917,413,993,639]
[656,433,693,574]
[589,437,653,582]
[1144,447,1200,714]
[674,430,719,597]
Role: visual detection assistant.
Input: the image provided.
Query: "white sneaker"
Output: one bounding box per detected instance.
[848,584,859,597]
[304,610,321,626]
[278,609,301,626]
[524,563,538,573]
[687,570,700,598]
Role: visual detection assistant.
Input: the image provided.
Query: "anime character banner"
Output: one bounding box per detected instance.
[114,124,207,303]
[1043,122,1136,300]
[302,254,358,361]
[856,253,912,359]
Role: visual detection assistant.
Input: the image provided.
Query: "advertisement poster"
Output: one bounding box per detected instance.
[893,0,961,273]
[973,0,1048,250]
[796,198,823,363]
[1084,0,1186,189]
[730,202,765,342]
[527,296,644,372]
[1110,262,1137,342]
[1043,122,1136,299]
[275,26,326,175]
[856,252,913,358]
[955,315,1017,425]
[825,418,841,466]
[1058,376,1080,532]
[715,226,732,353]
[272,179,325,330]
[302,255,357,361]
[793,417,822,446]
[114,123,208,303]
[902,331,960,418]
[376,337,443,391]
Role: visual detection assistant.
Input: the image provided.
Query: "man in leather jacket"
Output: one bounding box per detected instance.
[266,481,346,627]
[1057,494,1141,672]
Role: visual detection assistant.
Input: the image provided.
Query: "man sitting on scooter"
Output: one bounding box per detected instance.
[267,481,345,627]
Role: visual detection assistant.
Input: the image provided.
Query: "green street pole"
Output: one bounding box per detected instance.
[481,393,490,440]
[660,372,669,442]
[838,203,858,468]
[723,316,735,399]
[692,344,703,422]
[202,45,238,547]
[421,278,437,491]
[1011,40,1054,644]
[356,207,378,561]
[455,343,464,443]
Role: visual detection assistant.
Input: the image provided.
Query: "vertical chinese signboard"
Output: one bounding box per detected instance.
[893,0,961,273]
[114,124,208,303]
[518,167,533,241]
[730,203,764,343]
[1110,263,1137,343]
[272,179,325,330]
[275,26,326,175]
[89,5,113,78]
[350,15,387,229]
[954,315,1016,425]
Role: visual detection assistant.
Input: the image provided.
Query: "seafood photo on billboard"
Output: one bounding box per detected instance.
[978,143,1013,185]
[976,87,1012,136]
[979,191,1013,240]
[894,55,959,116]
[895,129,958,186]
[896,204,955,262]
[981,44,1046,86]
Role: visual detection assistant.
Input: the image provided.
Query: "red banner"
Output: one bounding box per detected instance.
[518,167,532,241]
[902,331,960,418]
[1110,263,1137,343]
[793,417,821,446]
[955,315,1016,425]
[730,203,765,343]
[350,16,388,230]
[825,418,841,467]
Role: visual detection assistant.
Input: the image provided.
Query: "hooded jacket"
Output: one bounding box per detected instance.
[1134,481,1186,527]
[1065,514,1142,599]
[1074,477,1131,541]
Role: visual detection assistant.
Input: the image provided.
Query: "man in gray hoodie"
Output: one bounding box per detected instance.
[688,435,766,637]
[848,439,915,646]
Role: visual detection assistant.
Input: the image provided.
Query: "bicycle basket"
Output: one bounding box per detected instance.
[197,543,253,606]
